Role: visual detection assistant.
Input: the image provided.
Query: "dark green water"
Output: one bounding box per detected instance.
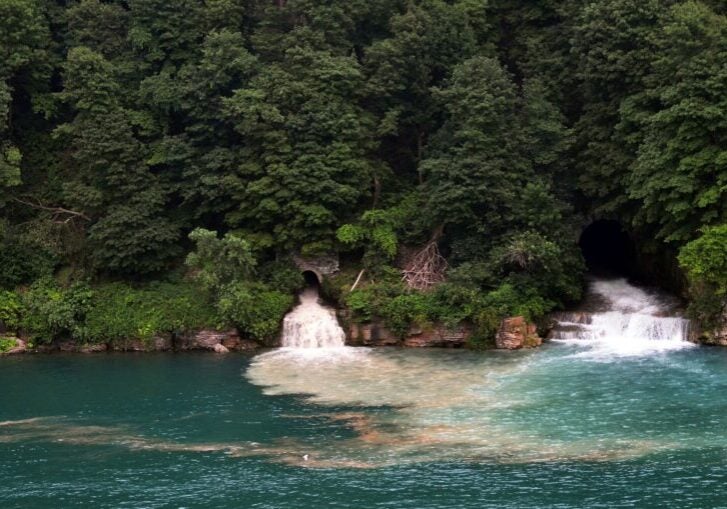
[1,345,727,508]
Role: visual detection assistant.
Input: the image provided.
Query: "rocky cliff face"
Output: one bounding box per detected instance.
[347,318,542,349]
[695,306,727,346]
[494,316,542,350]
[3,329,262,355]
[347,322,472,348]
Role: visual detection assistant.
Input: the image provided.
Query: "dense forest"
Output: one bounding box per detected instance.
[0,0,725,348]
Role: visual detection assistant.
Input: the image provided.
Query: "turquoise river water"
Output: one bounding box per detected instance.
[1,342,727,508]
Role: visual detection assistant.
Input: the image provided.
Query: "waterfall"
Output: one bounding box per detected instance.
[281,288,346,348]
[550,278,692,355]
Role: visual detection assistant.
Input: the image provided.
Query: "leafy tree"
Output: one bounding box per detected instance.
[185,228,257,292]
[336,195,420,271]
[223,32,375,254]
[55,46,180,274]
[571,0,665,217]
[678,223,727,329]
[128,0,205,69]
[364,0,478,184]
[624,1,727,243]
[0,0,50,202]
[20,278,94,343]
[186,228,293,342]
[216,282,293,341]
[140,29,257,221]
[679,224,727,296]
[421,56,530,239]
[65,0,131,61]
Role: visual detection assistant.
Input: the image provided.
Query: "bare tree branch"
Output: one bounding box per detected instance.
[402,240,447,291]
[12,197,91,223]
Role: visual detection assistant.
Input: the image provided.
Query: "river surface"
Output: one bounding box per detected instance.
[1,344,727,508]
[2,279,727,508]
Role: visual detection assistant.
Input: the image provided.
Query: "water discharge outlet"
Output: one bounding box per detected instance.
[281,287,346,348]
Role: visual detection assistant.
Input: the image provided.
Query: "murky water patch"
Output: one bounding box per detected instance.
[243,347,699,467]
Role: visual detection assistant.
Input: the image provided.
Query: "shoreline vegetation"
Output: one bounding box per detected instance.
[1,1,726,351]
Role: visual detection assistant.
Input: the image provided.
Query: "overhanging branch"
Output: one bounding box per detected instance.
[12,197,91,224]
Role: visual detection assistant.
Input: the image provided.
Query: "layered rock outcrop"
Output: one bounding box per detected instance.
[495,316,542,350]
[7,329,263,355]
[347,322,471,347]
[694,307,727,346]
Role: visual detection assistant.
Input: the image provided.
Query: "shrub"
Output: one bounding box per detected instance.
[380,293,430,336]
[0,237,57,289]
[216,282,293,342]
[679,225,727,328]
[82,282,217,343]
[0,336,17,353]
[186,229,298,342]
[0,290,21,331]
[679,224,727,296]
[186,228,257,292]
[20,278,94,343]
[259,259,304,294]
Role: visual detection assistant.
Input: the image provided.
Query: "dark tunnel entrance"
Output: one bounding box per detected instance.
[302,270,321,289]
[579,220,636,277]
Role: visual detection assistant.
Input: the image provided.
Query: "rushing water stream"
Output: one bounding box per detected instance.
[281,288,345,348]
[1,278,726,507]
[549,278,692,357]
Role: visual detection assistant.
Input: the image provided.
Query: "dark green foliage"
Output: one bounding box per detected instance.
[10,279,215,344]
[217,282,293,342]
[223,35,374,253]
[0,226,57,288]
[82,282,217,343]
[679,224,727,327]
[186,229,294,342]
[571,0,665,217]
[0,0,50,200]
[336,195,420,271]
[259,260,305,294]
[185,228,257,291]
[0,336,17,353]
[624,2,727,243]
[679,224,727,296]
[1,0,725,341]
[422,56,528,236]
[20,278,94,343]
[55,46,180,275]
[0,290,21,332]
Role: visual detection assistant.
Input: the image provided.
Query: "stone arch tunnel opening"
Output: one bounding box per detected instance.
[579,220,636,277]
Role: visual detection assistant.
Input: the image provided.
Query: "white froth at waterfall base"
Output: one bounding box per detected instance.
[551,278,693,357]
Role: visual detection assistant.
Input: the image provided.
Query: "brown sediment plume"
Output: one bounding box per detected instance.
[0,400,685,470]
[0,414,682,470]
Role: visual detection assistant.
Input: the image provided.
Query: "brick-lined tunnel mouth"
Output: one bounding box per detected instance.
[579,220,636,277]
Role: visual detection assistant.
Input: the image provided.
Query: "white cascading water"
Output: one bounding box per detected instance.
[281,288,346,348]
[550,278,692,356]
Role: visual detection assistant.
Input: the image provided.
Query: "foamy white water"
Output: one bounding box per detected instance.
[281,288,346,348]
[551,278,692,357]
